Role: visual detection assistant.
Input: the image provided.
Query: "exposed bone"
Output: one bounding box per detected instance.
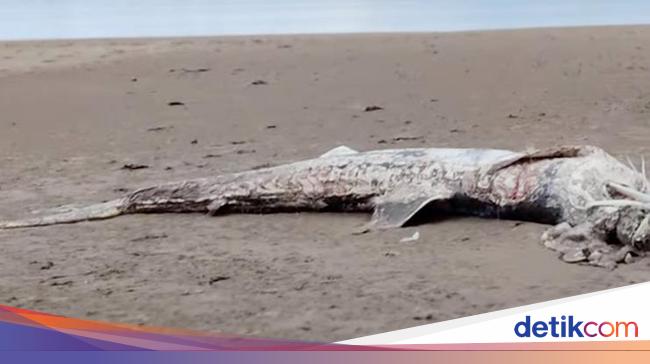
[626,155,639,173]
[587,199,650,210]
[642,155,646,179]
[607,182,650,203]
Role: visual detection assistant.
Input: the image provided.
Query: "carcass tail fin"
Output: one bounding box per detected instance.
[0,199,124,230]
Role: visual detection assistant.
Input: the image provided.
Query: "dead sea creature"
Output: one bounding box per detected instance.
[2,145,650,269]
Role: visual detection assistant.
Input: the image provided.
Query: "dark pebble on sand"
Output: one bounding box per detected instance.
[209,276,231,285]
[182,68,210,73]
[121,163,149,170]
[131,234,168,243]
[147,126,172,132]
[393,135,423,142]
[413,314,434,321]
[364,105,383,112]
[252,163,273,170]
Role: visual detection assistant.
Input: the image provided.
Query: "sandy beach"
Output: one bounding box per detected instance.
[1,26,650,342]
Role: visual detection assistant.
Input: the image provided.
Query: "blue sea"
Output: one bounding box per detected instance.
[2,0,650,40]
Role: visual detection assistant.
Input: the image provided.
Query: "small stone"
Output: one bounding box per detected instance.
[181,68,210,73]
[364,105,383,112]
[208,276,230,285]
[121,163,149,170]
[147,126,172,132]
[392,135,424,142]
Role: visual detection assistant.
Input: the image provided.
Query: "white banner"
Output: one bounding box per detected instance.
[341,282,649,345]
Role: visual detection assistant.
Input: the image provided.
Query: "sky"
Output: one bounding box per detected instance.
[2,0,650,40]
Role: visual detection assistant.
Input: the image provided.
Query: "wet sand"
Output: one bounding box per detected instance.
[1,26,650,342]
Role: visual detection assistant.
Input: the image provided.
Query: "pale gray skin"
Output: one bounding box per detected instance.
[2,145,649,269]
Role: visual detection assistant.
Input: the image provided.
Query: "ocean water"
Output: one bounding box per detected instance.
[2,0,650,40]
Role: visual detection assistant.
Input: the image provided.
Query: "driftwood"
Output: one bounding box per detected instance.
[2,145,649,269]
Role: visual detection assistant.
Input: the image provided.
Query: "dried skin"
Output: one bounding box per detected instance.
[2,145,649,268]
